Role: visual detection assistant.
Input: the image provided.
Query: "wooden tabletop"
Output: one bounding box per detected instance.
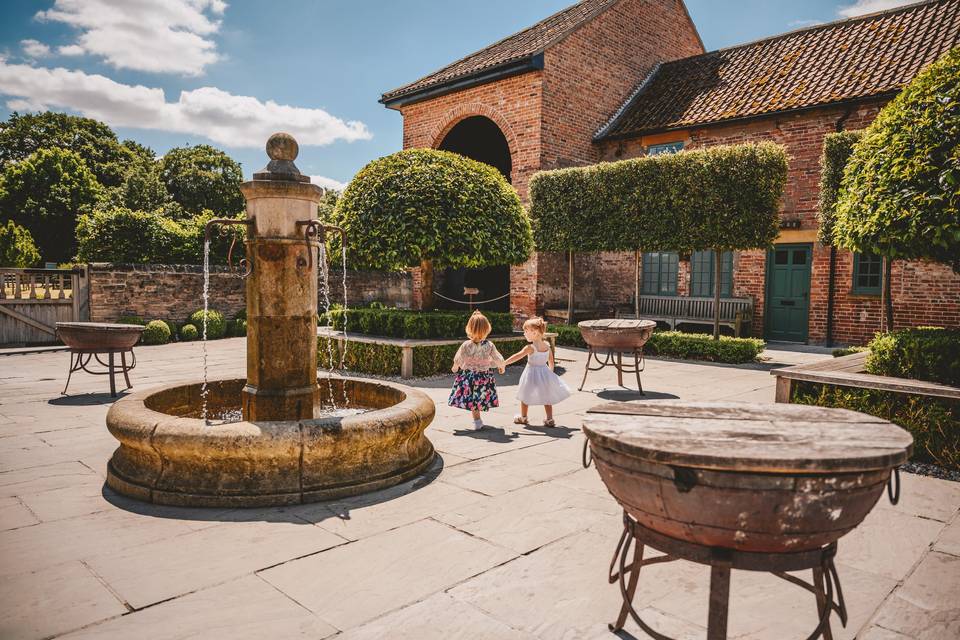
[578,319,657,330]
[583,400,913,473]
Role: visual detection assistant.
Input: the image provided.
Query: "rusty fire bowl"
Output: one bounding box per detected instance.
[584,438,893,553]
[57,322,144,350]
[578,319,656,350]
[106,377,436,507]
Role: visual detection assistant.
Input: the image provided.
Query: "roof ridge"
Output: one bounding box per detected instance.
[679,0,948,62]
[381,0,618,102]
[594,62,662,139]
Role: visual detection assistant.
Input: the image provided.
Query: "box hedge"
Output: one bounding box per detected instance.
[141,319,171,345]
[325,308,514,340]
[792,381,959,472]
[866,327,960,387]
[548,324,763,364]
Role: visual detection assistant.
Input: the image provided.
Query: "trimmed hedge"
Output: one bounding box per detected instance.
[141,320,171,345]
[180,324,199,341]
[548,324,764,363]
[325,308,514,340]
[834,46,960,273]
[791,381,959,472]
[832,346,867,358]
[866,327,960,387]
[227,318,247,337]
[189,309,226,340]
[317,336,528,377]
[817,131,864,245]
[530,142,787,253]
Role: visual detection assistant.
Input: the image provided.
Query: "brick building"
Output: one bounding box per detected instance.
[381,0,960,345]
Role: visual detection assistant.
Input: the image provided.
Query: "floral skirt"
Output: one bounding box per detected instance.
[448,370,499,412]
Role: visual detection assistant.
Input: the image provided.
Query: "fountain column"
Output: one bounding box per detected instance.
[240,133,322,421]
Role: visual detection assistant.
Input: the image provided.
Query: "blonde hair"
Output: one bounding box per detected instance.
[523,316,547,336]
[466,310,492,341]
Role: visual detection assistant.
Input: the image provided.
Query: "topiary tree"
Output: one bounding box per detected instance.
[531,142,788,338]
[142,320,172,345]
[0,147,101,262]
[330,149,533,309]
[834,46,960,329]
[189,309,226,339]
[0,219,41,267]
[180,324,199,341]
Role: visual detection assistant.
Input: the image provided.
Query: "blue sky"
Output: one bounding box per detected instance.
[0,0,914,189]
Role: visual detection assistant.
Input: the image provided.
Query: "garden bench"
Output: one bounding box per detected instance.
[615,295,753,337]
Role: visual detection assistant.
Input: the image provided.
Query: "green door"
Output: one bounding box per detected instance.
[766,244,811,342]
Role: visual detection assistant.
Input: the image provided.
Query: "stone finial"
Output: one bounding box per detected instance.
[253,132,310,183]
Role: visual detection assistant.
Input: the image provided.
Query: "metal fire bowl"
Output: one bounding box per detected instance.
[106,377,436,507]
[57,322,144,350]
[588,440,890,552]
[578,319,656,350]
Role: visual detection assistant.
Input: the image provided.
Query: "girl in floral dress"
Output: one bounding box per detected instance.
[448,311,505,430]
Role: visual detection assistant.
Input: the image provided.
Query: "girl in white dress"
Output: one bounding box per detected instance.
[503,317,571,427]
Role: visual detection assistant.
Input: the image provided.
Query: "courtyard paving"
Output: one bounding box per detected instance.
[0,338,957,639]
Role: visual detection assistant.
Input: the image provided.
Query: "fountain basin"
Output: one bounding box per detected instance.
[106,377,436,507]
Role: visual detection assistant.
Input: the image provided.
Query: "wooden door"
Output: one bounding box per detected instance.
[765,244,811,343]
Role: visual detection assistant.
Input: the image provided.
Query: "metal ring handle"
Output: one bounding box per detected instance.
[582,438,593,469]
[887,467,901,505]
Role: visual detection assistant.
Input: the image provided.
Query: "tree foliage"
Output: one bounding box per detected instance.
[817,131,864,245]
[530,142,787,252]
[834,46,960,273]
[331,149,532,270]
[0,112,130,187]
[0,219,41,267]
[160,144,244,217]
[0,147,101,262]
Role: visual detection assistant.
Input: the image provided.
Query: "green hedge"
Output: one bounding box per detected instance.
[180,324,199,341]
[325,308,514,339]
[791,381,959,472]
[548,324,763,363]
[189,309,226,340]
[317,336,528,377]
[834,46,960,272]
[530,142,787,253]
[867,327,960,387]
[75,207,244,264]
[817,131,864,245]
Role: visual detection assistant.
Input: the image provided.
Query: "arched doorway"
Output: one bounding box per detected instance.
[437,116,513,312]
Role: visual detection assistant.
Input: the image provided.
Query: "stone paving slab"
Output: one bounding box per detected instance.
[1,339,958,639]
[58,575,336,640]
[259,518,518,630]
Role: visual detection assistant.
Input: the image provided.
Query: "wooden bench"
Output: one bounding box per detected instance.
[772,351,960,403]
[615,295,754,337]
[543,308,600,325]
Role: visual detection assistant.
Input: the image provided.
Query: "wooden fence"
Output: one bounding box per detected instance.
[0,267,89,345]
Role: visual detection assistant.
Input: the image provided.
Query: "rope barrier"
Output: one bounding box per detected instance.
[431,291,511,305]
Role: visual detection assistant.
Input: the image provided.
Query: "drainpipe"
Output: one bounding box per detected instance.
[825,107,853,347]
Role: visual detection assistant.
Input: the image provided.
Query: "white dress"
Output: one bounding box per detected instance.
[517,347,571,406]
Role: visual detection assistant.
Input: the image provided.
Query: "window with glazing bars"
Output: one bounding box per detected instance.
[852,252,882,295]
[641,252,679,295]
[690,250,733,297]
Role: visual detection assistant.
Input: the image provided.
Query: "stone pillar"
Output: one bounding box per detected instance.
[240,134,323,421]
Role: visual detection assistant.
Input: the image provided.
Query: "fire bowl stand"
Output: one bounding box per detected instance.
[579,347,645,392]
[608,511,848,640]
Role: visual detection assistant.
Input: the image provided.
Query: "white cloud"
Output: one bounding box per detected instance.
[310,175,348,192]
[0,59,372,148]
[21,39,51,58]
[57,44,84,56]
[837,0,915,18]
[35,0,226,76]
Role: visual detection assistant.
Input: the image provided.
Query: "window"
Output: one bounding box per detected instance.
[690,250,733,297]
[642,252,679,295]
[647,141,684,156]
[852,252,882,295]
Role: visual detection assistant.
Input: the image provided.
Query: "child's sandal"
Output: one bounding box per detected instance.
[543,418,556,428]
[513,415,528,425]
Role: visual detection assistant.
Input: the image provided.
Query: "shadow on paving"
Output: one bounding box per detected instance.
[594,389,679,402]
[402,365,569,389]
[102,452,451,525]
[48,391,128,406]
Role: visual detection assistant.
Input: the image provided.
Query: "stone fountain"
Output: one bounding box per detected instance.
[105,134,436,507]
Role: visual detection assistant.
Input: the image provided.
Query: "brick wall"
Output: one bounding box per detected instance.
[541,0,704,170]
[87,264,413,323]
[596,101,960,344]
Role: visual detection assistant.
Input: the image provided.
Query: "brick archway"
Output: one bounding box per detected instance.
[429,104,520,184]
